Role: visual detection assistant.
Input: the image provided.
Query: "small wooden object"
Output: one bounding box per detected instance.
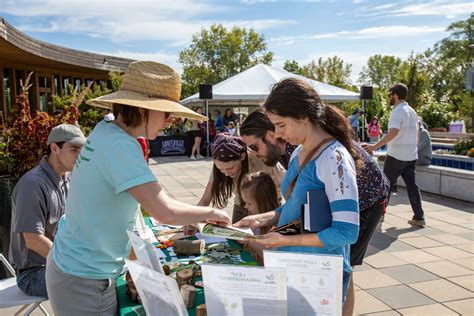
[180,285,196,308]
[125,271,141,303]
[176,268,195,288]
[162,265,171,276]
[196,304,207,316]
[173,239,205,255]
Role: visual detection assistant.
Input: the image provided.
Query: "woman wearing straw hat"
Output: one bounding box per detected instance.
[45,61,230,315]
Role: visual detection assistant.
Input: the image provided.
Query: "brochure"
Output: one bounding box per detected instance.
[202,264,287,316]
[196,223,258,241]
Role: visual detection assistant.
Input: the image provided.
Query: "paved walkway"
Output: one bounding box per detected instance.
[7,156,473,315]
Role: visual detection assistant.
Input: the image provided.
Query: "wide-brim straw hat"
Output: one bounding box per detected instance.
[87,61,207,121]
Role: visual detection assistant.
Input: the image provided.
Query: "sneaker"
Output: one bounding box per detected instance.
[408,218,425,227]
[190,155,196,160]
[197,155,204,159]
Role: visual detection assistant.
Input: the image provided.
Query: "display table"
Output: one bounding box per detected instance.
[117,219,257,316]
[149,135,192,157]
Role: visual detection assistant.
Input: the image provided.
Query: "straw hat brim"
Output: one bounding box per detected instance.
[86,90,208,121]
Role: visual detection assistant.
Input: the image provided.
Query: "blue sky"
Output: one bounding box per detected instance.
[1,0,472,82]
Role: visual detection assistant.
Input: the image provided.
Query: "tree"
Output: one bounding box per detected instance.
[301,56,353,89]
[425,13,473,130]
[358,55,403,90]
[283,60,305,75]
[398,52,430,108]
[179,24,273,98]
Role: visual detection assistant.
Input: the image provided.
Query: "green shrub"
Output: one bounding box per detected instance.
[453,139,474,156]
[416,92,457,130]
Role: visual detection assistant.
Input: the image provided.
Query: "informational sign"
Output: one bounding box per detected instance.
[127,230,164,274]
[264,251,343,316]
[126,259,187,316]
[149,135,191,157]
[202,264,287,316]
[449,121,466,133]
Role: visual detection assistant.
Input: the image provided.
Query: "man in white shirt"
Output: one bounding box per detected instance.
[364,83,425,227]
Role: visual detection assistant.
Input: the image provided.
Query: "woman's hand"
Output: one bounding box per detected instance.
[206,209,231,226]
[233,215,262,231]
[183,224,197,236]
[242,232,289,249]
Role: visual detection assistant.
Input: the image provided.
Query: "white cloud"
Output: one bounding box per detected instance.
[271,25,445,44]
[356,1,472,19]
[389,2,473,19]
[3,0,293,44]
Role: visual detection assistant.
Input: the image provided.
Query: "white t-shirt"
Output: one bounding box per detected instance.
[387,102,419,161]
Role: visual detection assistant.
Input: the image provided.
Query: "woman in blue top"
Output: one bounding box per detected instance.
[236,78,362,301]
[45,61,230,315]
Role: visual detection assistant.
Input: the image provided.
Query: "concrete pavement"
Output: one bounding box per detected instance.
[4,156,472,315]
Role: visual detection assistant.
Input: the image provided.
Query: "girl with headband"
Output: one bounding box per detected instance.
[193,133,285,225]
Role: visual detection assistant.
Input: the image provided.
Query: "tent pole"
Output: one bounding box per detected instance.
[205,99,210,157]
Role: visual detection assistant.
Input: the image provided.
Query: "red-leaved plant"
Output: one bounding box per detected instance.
[1,72,90,177]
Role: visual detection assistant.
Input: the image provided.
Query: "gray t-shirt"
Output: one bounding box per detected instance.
[9,157,69,270]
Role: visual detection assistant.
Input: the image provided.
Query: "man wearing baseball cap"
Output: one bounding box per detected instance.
[9,124,86,298]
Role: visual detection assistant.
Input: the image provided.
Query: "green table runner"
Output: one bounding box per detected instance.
[117,218,256,316]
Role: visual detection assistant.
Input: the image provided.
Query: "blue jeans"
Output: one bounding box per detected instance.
[16,266,48,298]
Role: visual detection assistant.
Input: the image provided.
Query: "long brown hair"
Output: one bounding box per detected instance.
[263,78,363,172]
[241,171,279,214]
[210,153,249,208]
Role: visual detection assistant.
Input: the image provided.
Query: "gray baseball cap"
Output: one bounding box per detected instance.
[47,124,87,146]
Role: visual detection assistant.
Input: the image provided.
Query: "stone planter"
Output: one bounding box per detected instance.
[0,175,18,278]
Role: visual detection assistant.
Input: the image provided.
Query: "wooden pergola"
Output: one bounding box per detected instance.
[0,17,134,119]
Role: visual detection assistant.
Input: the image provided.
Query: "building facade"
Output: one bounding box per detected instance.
[0,18,134,121]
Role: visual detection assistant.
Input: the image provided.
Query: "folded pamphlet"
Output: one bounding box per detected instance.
[196,223,259,241]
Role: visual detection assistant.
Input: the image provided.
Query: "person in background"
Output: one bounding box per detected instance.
[9,124,86,298]
[417,117,432,166]
[104,112,115,122]
[45,61,229,315]
[364,83,425,227]
[213,109,224,132]
[223,108,237,127]
[348,108,362,141]
[189,107,204,160]
[368,116,381,143]
[224,121,236,136]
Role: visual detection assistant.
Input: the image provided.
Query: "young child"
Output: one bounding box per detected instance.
[240,171,279,234]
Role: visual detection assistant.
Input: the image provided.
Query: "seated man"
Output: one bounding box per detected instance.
[9,124,86,298]
[417,118,432,166]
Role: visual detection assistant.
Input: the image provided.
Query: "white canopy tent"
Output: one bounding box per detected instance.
[180,63,360,107]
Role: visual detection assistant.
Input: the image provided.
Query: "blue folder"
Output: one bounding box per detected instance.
[300,189,332,233]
